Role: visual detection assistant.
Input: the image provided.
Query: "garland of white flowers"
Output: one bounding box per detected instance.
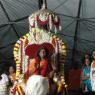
[29,2,61,33]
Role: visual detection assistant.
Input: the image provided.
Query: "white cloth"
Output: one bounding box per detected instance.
[0,74,9,95]
[25,75,49,95]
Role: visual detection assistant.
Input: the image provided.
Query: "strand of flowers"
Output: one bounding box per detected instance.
[13,33,30,79]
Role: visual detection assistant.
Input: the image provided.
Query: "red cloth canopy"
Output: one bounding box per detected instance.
[25,42,55,58]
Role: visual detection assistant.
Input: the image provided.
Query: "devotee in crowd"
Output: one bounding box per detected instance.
[90,50,95,91]
[8,65,16,95]
[0,68,9,95]
[84,53,91,59]
[81,58,92,92]
[82,52,91,67]
[8,65,16,84]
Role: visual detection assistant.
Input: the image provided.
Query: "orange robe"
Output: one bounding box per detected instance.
[9,73,16,83]
[28,58,48,77]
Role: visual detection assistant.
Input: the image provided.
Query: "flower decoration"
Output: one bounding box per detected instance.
[29,2,61,33]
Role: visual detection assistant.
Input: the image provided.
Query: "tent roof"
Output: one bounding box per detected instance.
[0,0,95,66]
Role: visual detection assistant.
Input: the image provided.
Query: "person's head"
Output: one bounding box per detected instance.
[82,53,91,63]
[25,43,54,60]
[26,75,49,95]
[85,53,90,59]
[9,66,15,74]
[37,48,49,59]
[92,50,95,60]
[84,58,91,66]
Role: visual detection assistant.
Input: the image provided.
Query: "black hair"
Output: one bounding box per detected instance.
[92,50,95,60]
[82,53,91,63]
[8,65,16,73]
[83,58,91,67]
[37,47,49,60]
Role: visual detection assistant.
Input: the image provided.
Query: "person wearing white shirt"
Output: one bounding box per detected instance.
[25,75,49,95]
[0,68,9,95]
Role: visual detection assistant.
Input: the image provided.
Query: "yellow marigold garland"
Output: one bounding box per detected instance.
[14,33,30,79]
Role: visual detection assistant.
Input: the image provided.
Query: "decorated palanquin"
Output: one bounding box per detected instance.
[13,1,67,95]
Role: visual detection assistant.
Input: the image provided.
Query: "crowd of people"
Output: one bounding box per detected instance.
[0,45,65,95]
[0,49,95,95]
[0,65,15,95]
[0,65,50,95]
[81,50,95,92]
[67,50,95,95]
